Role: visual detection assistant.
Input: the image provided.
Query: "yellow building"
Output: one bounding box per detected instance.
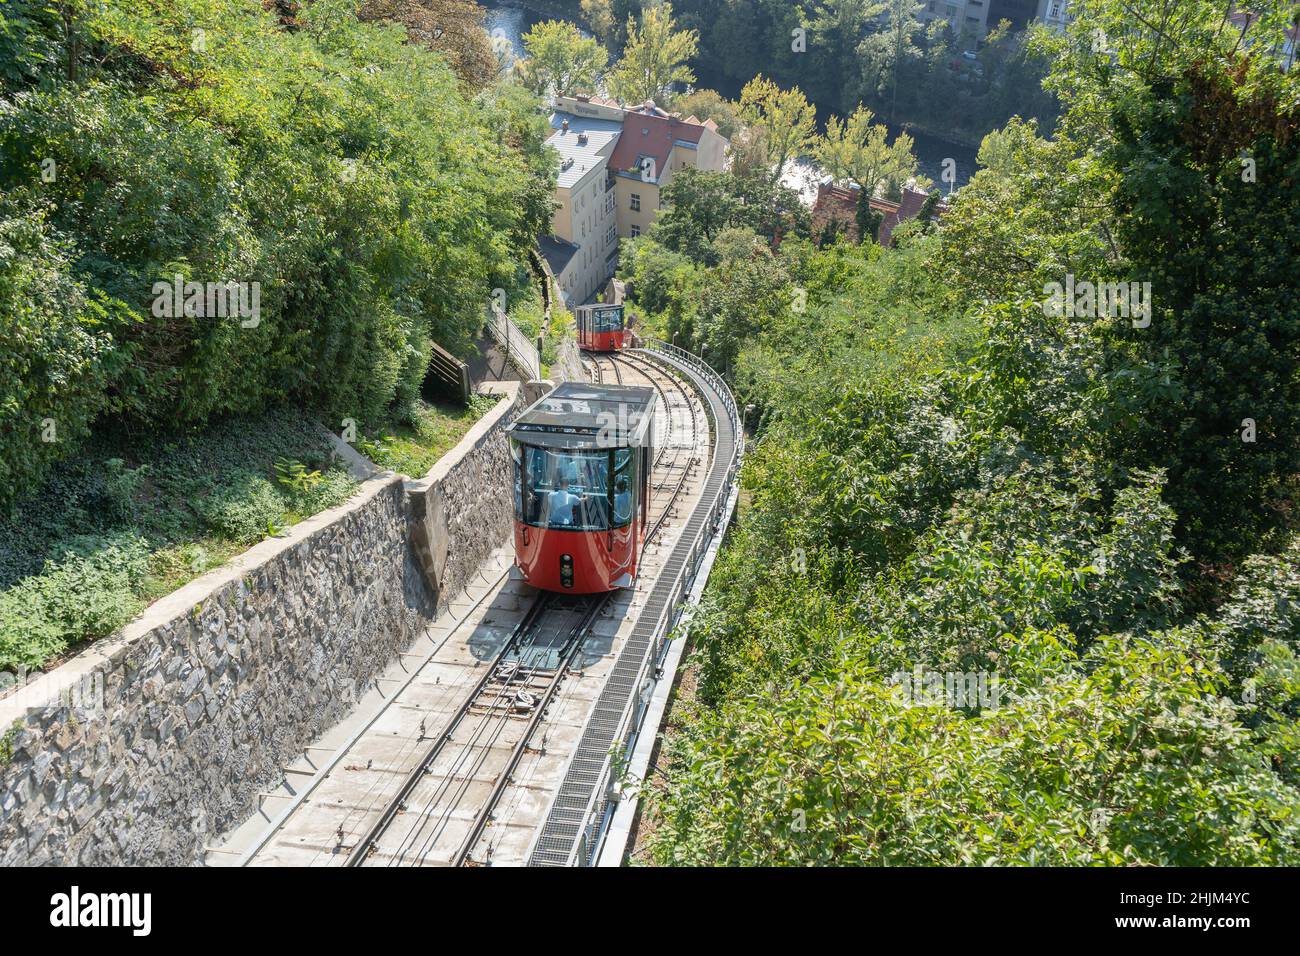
[541,96,729,308]
[605,100,728,240]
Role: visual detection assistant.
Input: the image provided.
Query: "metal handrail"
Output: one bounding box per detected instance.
[563,339,744,865]
[488,305,541,380]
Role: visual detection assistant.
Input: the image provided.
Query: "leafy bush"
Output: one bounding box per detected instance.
[195,471,291,544]
[0,0,554,508]
[635,2,1300,866]
[0,206,137,503]
[0,408,361,669]
[357,395,500,478]
[0,533,148,671]
[652,629,1300,866]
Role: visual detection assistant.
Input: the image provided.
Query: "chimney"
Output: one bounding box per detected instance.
[578,132,589,145]
[561,119,569,133]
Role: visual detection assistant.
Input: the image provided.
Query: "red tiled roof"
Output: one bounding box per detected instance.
[608,102,708,182]
[570,93,623,109]
[811,183,866,242]
[813,182,941,247]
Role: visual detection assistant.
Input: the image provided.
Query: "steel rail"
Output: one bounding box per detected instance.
[231,565,515,867]
[344,593,553,866]
[389,601,591,865]
[609,351,704,545]
[526,341,743,866]
[451,596,610,866]
[383,654,555,866]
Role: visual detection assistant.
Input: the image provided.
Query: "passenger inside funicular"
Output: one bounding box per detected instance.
[614,475,632,526]
[524,447,609,530]
[518,445,635,532]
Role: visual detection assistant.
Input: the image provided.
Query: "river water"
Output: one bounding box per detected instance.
[485,3,545,66]
[482,2,976,188]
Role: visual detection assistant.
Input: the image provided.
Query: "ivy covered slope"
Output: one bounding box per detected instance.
[637,1,1300,866]
[0,0,555,672]
[0,0,555,507]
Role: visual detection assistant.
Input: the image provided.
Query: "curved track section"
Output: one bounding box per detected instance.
[526,343,742,866]
[213,345,738,867]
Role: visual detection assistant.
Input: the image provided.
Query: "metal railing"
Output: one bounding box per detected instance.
[554,339,744,866]
[488,305,541,380]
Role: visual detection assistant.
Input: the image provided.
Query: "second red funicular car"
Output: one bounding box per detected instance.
[575,303,627,352]
[507,382,657,594]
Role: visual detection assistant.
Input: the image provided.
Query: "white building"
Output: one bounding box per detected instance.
[1036,0,1071,32]
[540,95,729,310]
[541,109,622,309]
[918,0,993,36]
[915,0,1071,36]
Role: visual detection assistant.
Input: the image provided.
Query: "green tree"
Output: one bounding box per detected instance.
[519,19,608,96]
[653,168,810,263]
[607,2,698,106]
[673,88,742,139]
[855,187,881,243]
[654,170,743,262]
[805,0,886,113]
[0,0,555,503]
[358,0,498,89]
[580,0,641,49]
[814,105,919,198]
[859,0,924,120]
[738,76,818,184]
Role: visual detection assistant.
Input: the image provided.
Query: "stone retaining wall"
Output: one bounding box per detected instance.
[552,335,586,383]
[0,383,528,865]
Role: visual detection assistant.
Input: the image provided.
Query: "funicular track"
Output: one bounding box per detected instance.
[224,345,735,868]
[526,343,742,866]
[595,350,704,543]
[348,593,608,867]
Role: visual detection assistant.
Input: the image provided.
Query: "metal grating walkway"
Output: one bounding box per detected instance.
[527,346,740,866]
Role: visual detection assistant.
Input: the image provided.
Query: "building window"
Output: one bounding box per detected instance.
[631,225,641,238]
[607,225,617,245]
[630,193,641,212]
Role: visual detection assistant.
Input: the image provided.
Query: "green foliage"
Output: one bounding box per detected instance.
[606,1,698,106]
[519,19,608,96]
[0,205,138,502]
[1104,63,1300,558]
[652,168,809,265]
[815,106,919,199]
[652,629,1300,866]
[274,459,324,495]
[0,0,552,507]
[196,472,295,544]
[0,408,360,670]
[672,88,743,139]
[738,76,818,184]
[0,721,21,767]
[356,394,500,478]
[609,0,1058,143]
[0,533,148,672]
[638,0,1300,867]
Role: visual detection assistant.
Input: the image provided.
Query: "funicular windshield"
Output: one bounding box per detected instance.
[593,309,623,333]
[514,443,634,531]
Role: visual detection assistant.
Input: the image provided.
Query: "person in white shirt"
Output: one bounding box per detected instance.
[546,474,582,527]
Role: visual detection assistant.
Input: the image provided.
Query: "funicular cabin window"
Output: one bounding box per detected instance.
[515,445,632,532]
[594,309,622,333]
